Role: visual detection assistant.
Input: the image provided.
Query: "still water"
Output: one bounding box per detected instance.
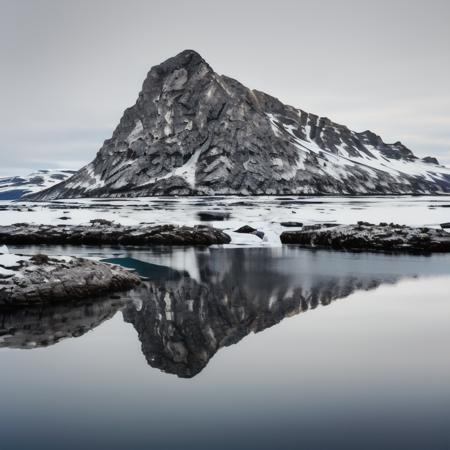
[1,246,450,450]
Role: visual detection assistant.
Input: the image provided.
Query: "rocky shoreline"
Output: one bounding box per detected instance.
[281,222,450,253]
[0,253,141,306]
[0,221,231,246]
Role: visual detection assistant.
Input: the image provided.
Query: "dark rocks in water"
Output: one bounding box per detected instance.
[234,225,263,239]
[234,225,257,233]
[441,222,450,229]
[229,201,256,207]
[301,223,338,231]
[57,216,70,220]
[197,211,231,221]
[302,224,322,231]
[0,223,231,246]
[24,50,450,200]
[0,255,141,306]
[280,223,450,253]
[90,218,115,226]
[280,221,303,227]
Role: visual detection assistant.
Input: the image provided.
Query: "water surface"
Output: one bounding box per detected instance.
[1,247,449,449]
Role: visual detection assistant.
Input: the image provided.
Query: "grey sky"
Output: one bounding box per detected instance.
[1,0,449,176]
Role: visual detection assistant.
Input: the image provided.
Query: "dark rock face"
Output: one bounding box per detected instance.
[281,222,450,253]
[0,255,141,306]
[25,50,450,200]
[441,222,450,229]
[0,223,231,246]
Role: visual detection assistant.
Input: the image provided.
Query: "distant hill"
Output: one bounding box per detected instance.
[0,170,75,200]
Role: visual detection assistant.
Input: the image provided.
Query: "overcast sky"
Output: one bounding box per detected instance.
[1,0,449,176]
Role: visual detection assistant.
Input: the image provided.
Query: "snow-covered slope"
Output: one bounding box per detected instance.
[0,170,75,200]
[26,50,450,200]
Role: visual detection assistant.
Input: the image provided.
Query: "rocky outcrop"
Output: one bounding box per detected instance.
[25,50,450,200]
[0,254,141,306]
[0,223,231,246]
[281,222,450,253]
[422,156,439,164]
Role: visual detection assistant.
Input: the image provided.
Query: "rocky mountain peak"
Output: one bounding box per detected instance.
[25,51,450,200]
[142,49,213,90]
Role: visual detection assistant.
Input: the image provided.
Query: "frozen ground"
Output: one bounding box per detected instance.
[0,196,449,247]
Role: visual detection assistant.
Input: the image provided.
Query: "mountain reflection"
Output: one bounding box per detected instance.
[122,248,402,378]
[1,248,419,376]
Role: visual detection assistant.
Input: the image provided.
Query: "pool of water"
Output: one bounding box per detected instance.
[1,246,450,449]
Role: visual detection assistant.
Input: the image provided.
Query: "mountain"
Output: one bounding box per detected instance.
[26,50,450,199]
[0,169,75,200]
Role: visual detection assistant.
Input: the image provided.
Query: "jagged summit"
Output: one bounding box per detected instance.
[26,50,450,199]
[159,49,208,67]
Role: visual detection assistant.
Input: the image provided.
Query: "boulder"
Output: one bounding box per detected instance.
[197,211,231,221]
[0,254,141,306]
[234,225,257,233]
